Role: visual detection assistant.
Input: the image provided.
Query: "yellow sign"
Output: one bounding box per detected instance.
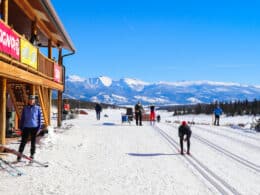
[20,38,37,69]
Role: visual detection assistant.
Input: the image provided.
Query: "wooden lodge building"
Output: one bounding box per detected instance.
[0,0,75,145]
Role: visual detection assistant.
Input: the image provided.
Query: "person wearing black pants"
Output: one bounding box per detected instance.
[213,105,223,126]
[18,127,38,158]
[178,121,192,155]
[95,103,102,120]
[135,101,143,126]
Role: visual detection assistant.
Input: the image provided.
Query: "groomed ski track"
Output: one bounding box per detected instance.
[153,124,241,195]
[163,123,260,171]
[156,122,260,195]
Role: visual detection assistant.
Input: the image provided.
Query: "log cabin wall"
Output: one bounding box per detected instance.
[0,0,75,145]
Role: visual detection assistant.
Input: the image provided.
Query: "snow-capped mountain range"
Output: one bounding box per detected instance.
[63,75,260,105]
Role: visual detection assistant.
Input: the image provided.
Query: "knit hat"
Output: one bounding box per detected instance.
[182,121,187,126]
[29,95,36,99]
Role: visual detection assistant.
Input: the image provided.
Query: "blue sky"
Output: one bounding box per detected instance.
[52,0,260,85]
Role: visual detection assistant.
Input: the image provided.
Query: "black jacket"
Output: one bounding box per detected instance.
[95,104,102,112]
[135,103,143,113]
[178,125,192,137]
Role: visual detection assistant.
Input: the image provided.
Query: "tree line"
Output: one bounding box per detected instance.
[159,99,260,116]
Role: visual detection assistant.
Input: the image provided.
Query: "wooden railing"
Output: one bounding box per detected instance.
[0,50,64,85]
[38,52,54,79]
[0,20,64,85]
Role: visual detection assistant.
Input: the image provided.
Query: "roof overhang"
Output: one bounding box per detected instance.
[9,0,75,52]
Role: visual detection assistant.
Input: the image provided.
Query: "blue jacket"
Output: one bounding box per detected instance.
[214,107,223,116]
[20,104,41,131]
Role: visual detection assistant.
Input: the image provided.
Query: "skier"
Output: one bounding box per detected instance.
[178,121,192,155]
[135,101,143,126]
[17,95,41,161]
[213,105,223,126]
[150,104,156,125]
[156,115,161,123]
[95,103,102,120]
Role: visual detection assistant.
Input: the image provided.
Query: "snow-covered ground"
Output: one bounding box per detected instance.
[1,108,260,195]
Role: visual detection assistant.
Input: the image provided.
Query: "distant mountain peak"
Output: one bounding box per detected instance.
[64,75,260,105]
[67,75,85,82]
[157,80,244,87]
[123,78,149,85]
[122,78,149,91]
[99,76,112,87]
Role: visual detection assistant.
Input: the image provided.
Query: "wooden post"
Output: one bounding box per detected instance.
[57,48,62,127]
[47,39,53,126]
[2,0,8,23]
[0,78,7,145]
[15,113,19,131]
[31,20,37,34]
[37,86,49,126]
[57,91,62,127]
[48,89,52,125]
[30,85,36,95]
[30,19,38,45]
[48,39,52,59]
[58,47,62,64]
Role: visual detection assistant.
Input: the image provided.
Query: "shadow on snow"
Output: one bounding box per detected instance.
[127,153,179,157]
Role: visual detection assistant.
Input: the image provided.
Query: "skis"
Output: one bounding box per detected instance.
[178,149,191,156]
[0,145,48,168]
[0,157,24,176]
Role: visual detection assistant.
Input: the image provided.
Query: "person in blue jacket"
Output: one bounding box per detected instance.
[213,105,223,126]
[17,95,41,161]
[95,103,102,120]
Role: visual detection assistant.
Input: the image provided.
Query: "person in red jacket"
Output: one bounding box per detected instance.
[150,104,156,125]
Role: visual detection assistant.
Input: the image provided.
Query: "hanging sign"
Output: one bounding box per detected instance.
[54,63,61,82]
[20,38,37,69]
[0,20,20,60]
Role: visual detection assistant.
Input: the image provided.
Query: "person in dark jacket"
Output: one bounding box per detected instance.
[135,101,143,126]
[17,95,41,161]
[156,115,161,123]
[178,121,192,155]
[95,103,102,120]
